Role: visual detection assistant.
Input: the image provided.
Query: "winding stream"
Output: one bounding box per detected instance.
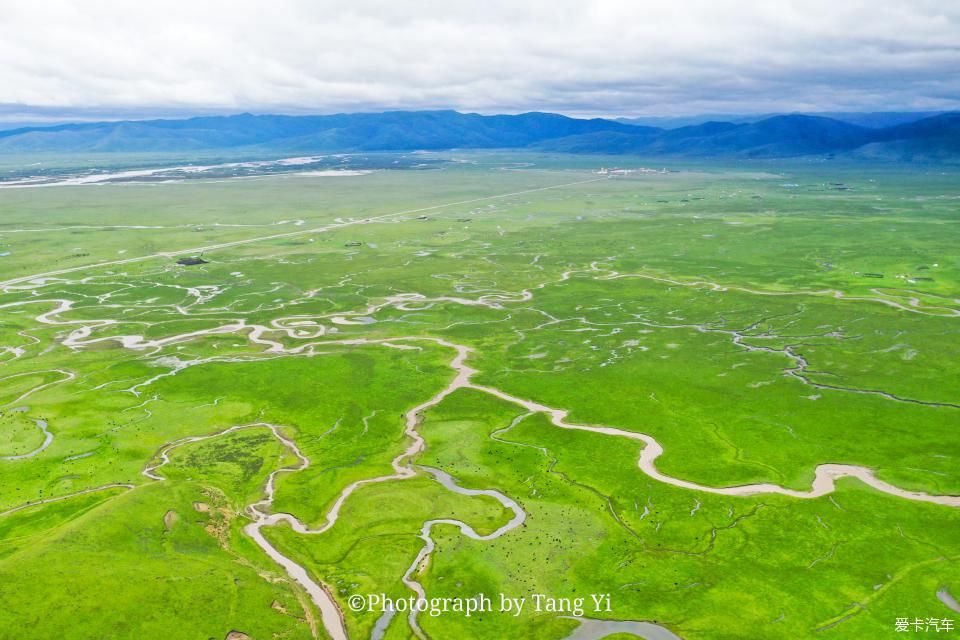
[398,466,526,639]
[142,422,350,640]
[0,408,54,461]
[938,588,960,614]
[560,616,682,640]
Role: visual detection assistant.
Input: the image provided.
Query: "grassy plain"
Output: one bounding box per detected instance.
[0,152,958,639]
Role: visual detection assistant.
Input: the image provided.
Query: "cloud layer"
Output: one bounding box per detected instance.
[2,0,959,118]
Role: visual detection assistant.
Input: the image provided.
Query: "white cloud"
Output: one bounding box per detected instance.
[1,0,958,118]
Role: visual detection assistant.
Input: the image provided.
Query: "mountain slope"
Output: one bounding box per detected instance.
[675,115,874,156]
[538,115,876,157]
[851,113,960,162]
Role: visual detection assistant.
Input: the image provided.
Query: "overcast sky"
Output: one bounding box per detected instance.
[1,0,959,122]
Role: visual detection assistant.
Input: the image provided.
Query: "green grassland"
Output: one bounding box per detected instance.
[0,153,958,639]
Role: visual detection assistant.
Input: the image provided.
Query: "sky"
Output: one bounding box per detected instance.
[1,0,959,123]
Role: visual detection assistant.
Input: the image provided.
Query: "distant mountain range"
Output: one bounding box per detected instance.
[541,113,960,161]
[0,109,957,161]
[615,111,945,129]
